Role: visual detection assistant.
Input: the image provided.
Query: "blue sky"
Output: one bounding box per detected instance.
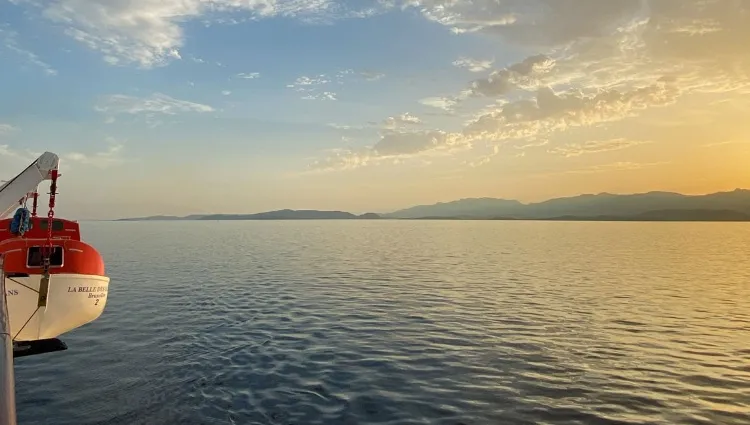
[1,1,749,219]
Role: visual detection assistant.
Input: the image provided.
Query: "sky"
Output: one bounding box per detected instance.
[0,0,749,219]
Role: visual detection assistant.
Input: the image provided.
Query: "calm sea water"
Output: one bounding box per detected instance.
[13,221,750,425]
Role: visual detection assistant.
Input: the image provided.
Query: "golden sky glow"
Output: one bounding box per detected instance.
[1,0,749,218]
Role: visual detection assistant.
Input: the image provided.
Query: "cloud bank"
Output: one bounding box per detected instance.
[311,0,750,171]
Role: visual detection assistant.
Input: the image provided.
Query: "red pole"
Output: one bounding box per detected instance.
[31,192,38,217]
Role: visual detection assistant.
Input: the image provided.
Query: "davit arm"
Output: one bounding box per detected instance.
[0,152,60,220]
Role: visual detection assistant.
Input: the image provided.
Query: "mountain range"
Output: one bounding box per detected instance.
[116,189,750,222]
[116,210,381,221]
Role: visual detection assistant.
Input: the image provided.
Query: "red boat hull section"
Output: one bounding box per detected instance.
[0,239,105,277]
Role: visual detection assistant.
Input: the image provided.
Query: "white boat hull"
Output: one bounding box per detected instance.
[4,273,109,341]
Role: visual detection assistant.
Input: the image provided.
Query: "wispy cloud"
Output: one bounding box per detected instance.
[565,161,670,175]
[287,74,335,100]
[452,57,493,73]
[288,75,331,88]
[327,123,363,131]
[236,72,260,79]
[0,25,57,75]
[63,139,125,169]
[702,140,749,148]
[341,0,747,171]
[15,0,389,68]
[302,92,337,101]
[0,124,18,136]
[285,69,385,100]
[381,113,423,130]
[309,129,471,172]
[419,96,461,112]
[548,138,650,158]
[0,144,36,161]
[95,93,214,116]
[469,82,678,137]
[360,71,385,81]
[313,75,679,172]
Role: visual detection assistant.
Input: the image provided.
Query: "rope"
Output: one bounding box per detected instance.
[41,170,57,278]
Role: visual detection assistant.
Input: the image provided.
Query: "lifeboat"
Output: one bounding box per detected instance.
[0,216,109,341]
[0,152,110,347]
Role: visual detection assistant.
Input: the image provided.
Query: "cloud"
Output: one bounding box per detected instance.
[327,123,364,131]
[221,90,231,96]
[95,93,214,116]
[464,81,679,143]
[0,124,19,136]
[452,57,493,72]
[312,76,680,172]
[287,75,331,89]
[547,138,651,157]
[0,135,125,168]
[310,1,750,172]
[406,0,646,45]
[703,140,750,148]
[422,1,750,94]
[564,161,669,175]
[236,72,260,79]
[469,55,556,97]
[63,139,125,168]
[13,0,386,68]
[0,144,36,160]
[420,54,555,112]
[412,0,750,141]
[0,25,57,75]
[288,74,344,100]
[360,71,385,81]
[327,114,423,133]
[302,92,337,101]
[285,69,385,100]
[287,74,334,100]
[419,96,461,112]
[382,113,423,129]
[309,129,471,172]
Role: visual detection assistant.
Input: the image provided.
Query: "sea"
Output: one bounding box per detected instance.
[13,220,750,425]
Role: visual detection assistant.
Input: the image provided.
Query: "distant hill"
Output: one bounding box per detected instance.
[386,189,750,219]
[117,210,381,221]
[114,189,750,222]
[116,214,206,221]
[388,198,524,219]
[200,210,361,220]
[537,209,750,222]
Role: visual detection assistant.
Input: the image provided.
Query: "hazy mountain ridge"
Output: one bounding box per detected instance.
[199,210,371,220]
[115,189,750,221]
[117,210,381,221]
[386,189,750,219]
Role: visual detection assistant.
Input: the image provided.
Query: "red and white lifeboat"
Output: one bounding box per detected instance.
[0,217,109,341]
[0,152,110,343]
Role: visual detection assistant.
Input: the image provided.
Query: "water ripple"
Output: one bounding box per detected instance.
[13,221,750,424]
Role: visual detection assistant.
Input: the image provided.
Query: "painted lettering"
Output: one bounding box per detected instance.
[75,286,108,293]
[69,286,108,294]
[5,289,18,296]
